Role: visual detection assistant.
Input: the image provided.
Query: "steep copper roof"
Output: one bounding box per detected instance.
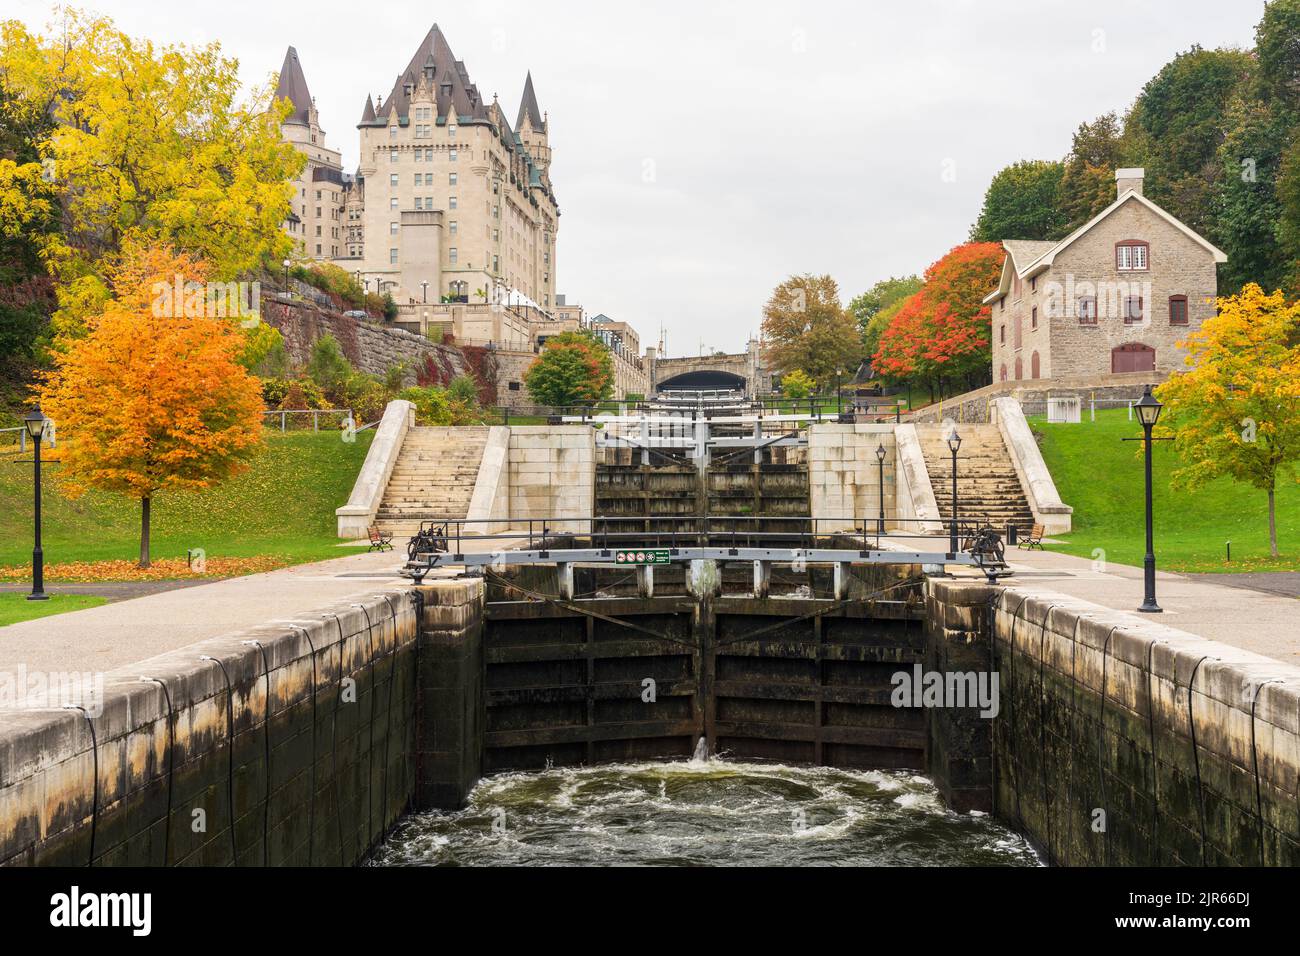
[516,72,545,132]
[275,46,313,126]
[374,24,490,125]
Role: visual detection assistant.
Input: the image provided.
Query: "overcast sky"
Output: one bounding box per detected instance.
[12,0,1268,354]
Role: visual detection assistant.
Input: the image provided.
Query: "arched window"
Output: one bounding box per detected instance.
[1031,351,1041,379]
[1014,357,1023,381]
[1000,364,1008,383]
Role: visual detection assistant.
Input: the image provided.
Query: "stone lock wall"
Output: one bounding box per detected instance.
[0,592,422,866]
[927,578,1300,866]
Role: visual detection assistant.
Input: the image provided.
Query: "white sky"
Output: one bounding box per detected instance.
[11,0,1267,354]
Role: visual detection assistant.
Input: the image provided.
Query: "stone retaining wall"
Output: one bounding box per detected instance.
[927,578,1300,866]
[0,591,420,866]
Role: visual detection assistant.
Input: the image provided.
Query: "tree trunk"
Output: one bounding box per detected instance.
[1268,487,1278,558]
[139,496,152,569]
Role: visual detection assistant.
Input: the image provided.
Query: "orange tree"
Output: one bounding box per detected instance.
[37,246,265,567]
[873,242,1003,400]
[524,330,614,408]
[1157,284,1300,557]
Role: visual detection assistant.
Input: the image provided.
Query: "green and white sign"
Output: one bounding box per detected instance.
[615,549,671,566]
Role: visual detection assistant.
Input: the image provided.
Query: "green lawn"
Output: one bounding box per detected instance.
[0,430,374,575]
[1030,408,1299,572]
[0,593,109,627]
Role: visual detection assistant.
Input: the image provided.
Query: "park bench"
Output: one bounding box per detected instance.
[367,525,394,552]
[1018,524,1046,551]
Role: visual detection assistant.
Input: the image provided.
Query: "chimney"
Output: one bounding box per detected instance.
[1116,167,1145,198]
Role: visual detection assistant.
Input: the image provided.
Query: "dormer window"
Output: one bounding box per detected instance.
[1116,240,1149,271]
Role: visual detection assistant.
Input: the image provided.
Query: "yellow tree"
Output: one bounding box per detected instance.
[37,246,266,567]
[761,275,863,390]
[1157,284,1300,557]
[0,11,303,334]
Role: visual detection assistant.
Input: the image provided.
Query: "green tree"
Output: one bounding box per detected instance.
[969,160,1067,242]
[523,330,614,407]
[1125,46,1253,235]
[1057,113,1126,234]
[761,274,862,389]
[780,369,814,399]
[307,334,352,396]
[851,275,922,360]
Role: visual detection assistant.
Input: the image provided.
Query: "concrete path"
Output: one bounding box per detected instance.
[0,544,432,675]
[946,544,1300,666]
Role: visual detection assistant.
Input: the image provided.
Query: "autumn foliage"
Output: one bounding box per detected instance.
[524,331,614,408]
[873,242,1004,399]
[1157,283,1300,557]
[37,246,265,566]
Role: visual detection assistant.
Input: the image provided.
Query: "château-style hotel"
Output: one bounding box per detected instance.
[275,25,559,312]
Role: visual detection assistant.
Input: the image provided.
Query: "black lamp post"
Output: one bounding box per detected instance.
[24,407,48,602]
[421,280,428,304]
[947,428,962,554]
[282,258,291,292]
[1135,386,1164,613]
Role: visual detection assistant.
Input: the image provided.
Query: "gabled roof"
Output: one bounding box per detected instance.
[982,190,1229,304]
[516,72,545,132]
[275,46,313,126]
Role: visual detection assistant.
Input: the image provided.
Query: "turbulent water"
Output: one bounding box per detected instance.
[369,756,1041,867]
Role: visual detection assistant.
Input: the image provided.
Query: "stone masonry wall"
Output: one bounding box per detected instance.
[0,591,420,866]
[807,424,899,532]
[507,426,596,533]
[262,297,472,387]
[928,578,1300,866]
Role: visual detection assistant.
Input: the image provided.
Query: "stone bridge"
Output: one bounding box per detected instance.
[649,341,773,396]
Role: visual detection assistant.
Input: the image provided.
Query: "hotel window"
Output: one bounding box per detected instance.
[1077,296,1098,324]
[390,197,398,209]
[1116,241,1149,271]
[390,174,398,188]
[1124,296,1145,323]
[493,229,499,242]
[424,148,433,161]
[390,248,398,264]
[449,150,458,162]
[1169,295,1189,326]
[449,247,458,264]
[390,150,398,163]
[389,126,398,139]
[449,125,457,140]
[449,196,457,209]
[449,173,458,185]
[390,222,398,235]
[414,150,422,163]
[449,221,458,235]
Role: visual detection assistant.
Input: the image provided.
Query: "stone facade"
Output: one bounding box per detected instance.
[507,426,596,531]
[987,169,1225,385]
[276,47,348,260]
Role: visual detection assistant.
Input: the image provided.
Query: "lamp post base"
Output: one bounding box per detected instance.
[27,593,49,602]
[1136,603,1163,614]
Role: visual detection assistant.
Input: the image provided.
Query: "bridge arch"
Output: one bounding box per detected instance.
[656,369,747,393]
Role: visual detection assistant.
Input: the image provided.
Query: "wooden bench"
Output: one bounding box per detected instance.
[367,525,394,552]
[1018,523,1045,551]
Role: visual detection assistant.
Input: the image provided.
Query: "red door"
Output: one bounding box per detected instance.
[1112,344,1155,373]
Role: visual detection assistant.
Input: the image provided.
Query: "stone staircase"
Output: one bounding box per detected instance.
[918,425,1035,535]
[374,427,490,534]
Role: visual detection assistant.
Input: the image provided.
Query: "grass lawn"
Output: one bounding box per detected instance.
[0,593,109,627]
[1030,408,1299,573]
[0,430,374,579]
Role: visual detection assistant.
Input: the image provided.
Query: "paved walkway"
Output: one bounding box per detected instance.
[0,545,436,675]
[946,544,1299,665]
